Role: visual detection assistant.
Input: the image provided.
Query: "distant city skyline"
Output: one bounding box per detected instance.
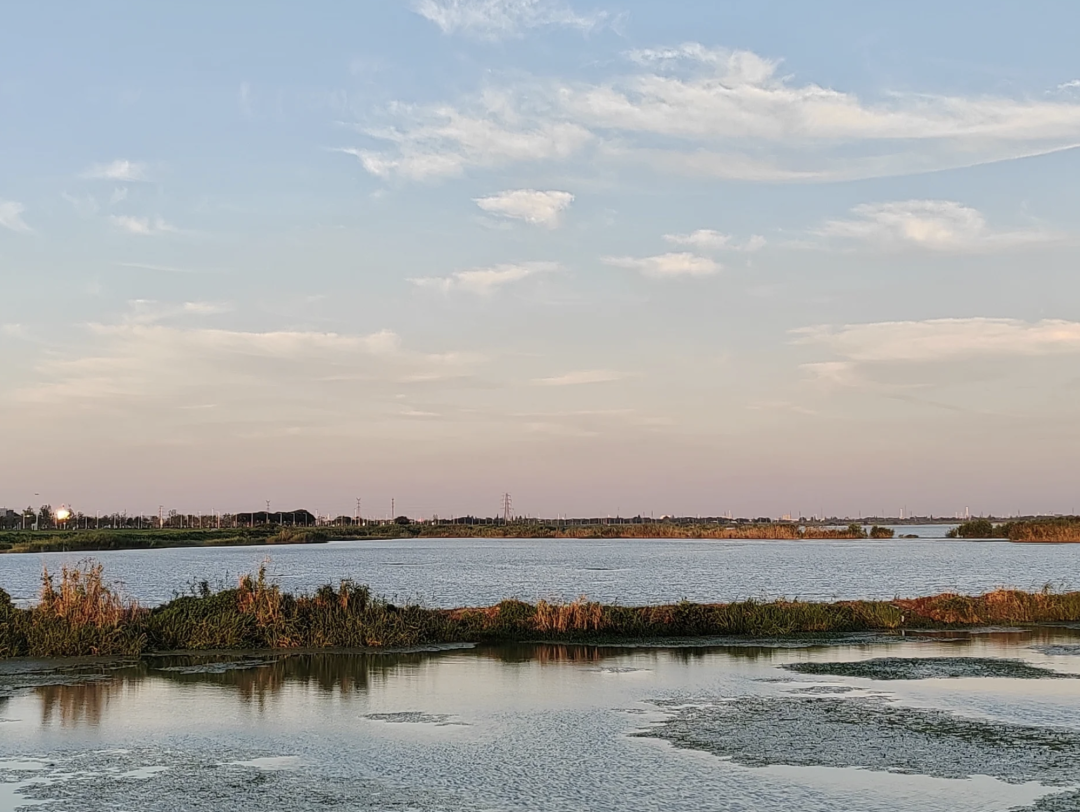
[3,1,1079,517]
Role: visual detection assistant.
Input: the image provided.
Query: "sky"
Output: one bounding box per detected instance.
[2,0,1080,520]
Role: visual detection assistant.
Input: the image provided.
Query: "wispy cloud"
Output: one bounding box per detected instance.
[335,96,593,181]
[411,261,557,294]
[122,299,234,325]
[109,215,180,236]
[81,160,148,182]
[813,200,1059,252]
[532,368,627,385]
[412,0,609,40]
[351,43,1080,183]
[603,252,720,278]
[794,318,1080,388]
[113,261,221,275]
[17,319,480,409]
[0,200,32,232]
[795,318,1080,364]
[663,229,766,252]
[474,189,574,227]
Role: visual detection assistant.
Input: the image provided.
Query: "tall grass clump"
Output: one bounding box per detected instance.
[947,517,1080,542]
[5,562,1080,658]
[25,563,147,656]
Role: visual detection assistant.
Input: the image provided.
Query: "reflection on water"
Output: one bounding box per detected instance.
[16,624,1080,728]
[3,626,1080,811]
[38,681,116,728]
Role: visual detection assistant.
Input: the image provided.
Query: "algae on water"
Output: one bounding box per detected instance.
[782,657,1074,681]
[635,695,1080,785]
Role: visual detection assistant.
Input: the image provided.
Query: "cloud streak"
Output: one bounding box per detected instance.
[814,200,1059,252]
[17,320,481,409]
[349,43,1080,183]
[603,252,720,278]
[663,229,766,252]
[411,261,557,294]
[0,200,31,232]
[81,160,148,182]
[532,369,627,385]
[474,189,574,227]
[412,0,609,39]
[109,215,180,236]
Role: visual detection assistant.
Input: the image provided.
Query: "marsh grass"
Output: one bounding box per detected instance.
[3,561,1080,658]
[1,522,887,554]
[948,517,1080,542]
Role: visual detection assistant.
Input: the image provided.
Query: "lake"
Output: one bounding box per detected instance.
[2,527,1079,608]
[3,627,1080,811]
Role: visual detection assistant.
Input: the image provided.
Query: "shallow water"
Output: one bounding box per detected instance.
[4,527,1080,608]
[3,627,1080,811]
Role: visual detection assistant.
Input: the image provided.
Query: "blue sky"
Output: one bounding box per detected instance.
[3,1,1080,519]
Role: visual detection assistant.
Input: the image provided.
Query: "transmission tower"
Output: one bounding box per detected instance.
[502,493,513,524]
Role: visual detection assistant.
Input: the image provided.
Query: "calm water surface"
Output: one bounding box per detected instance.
[3,526,1079,607]
[3,629,1080,811]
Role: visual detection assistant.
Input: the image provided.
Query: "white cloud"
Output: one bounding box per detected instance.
[532,369,627,385]
[336,92,594,181]
[17,320,479,408]
[603,252,720,278]
[662,229,766,252]
[474,189,574,227]
[351,43,1080,183]
[0,200,31,232]
[122,299,233,325]
[81,160,148,182]
[114,262,215,275]
[61,192,100,217]
[795,318,1080,364]
[109,215,180,236]
[412,0,608,39]
[411,261,557,294]
[814,200,1057,252]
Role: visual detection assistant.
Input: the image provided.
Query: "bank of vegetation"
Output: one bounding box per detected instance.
[0,522,893,554]
[0,527,329,554]
[947,517,1080,542]
[1,562,1076,659]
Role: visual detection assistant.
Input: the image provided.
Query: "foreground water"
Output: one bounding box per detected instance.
[5,527,1080,608]
[3,627,1080,811]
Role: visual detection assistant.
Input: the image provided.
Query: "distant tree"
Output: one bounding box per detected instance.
[37,504,53,530]
[394,515,411,526]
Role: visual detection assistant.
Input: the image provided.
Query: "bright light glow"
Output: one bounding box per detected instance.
[54,507,72,521]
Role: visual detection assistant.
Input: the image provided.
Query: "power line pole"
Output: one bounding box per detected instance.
[356,497,362,525]
[502,493,513,524]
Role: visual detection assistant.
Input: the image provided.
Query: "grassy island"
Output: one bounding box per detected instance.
[2,562,1076,659]
[948,517,1080,542]
[0,522,894,555]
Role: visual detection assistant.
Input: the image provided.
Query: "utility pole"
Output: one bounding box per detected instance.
[502,493,513,524]
[356,497,362,525]
[391,498,395,518]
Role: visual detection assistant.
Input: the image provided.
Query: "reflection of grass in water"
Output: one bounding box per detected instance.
[38,681,113,727]
[636,695,1080,787]
[784,657,1074,680]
